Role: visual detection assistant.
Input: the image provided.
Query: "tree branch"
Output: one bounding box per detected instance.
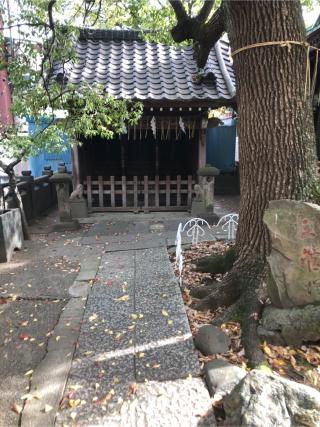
[169,0,225,68]
[197,0,214,23]
[168,0,188,21]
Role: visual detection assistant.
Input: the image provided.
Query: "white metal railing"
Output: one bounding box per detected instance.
[175,214,239,284]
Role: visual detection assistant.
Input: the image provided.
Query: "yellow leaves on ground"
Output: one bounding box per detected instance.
[170,241,320,391]
[21,392,41,401]
[68,399,81,408]
[114,294,129,302]
[89,314,98,322]
[161,310,169,317]
[131,313,143,320]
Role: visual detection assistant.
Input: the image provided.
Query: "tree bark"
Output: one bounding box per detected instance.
[225,0,317,261]
[170,0,318,366]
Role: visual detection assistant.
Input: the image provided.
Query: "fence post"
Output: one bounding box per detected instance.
[20,170,35,221]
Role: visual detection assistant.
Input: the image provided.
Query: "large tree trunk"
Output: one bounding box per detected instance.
[171,0,317,366]
[226,0,317,261]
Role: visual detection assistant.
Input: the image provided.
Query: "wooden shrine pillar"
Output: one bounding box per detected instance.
[198,120,208,171]
[121,139,125,175]
[71,143,80,188]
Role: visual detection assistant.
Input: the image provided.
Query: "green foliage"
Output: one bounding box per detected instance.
[70,0,216,45]
[1,0,319,166]
[0,0,143,165]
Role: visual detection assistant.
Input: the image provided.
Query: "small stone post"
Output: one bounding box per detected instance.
[191,165,219,216]
[198,165,220,213]
[49,172,79,231]
[42,165,53,177]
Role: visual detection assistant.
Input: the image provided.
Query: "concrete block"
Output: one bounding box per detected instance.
[0,209,23,262]
[70,198,88,218]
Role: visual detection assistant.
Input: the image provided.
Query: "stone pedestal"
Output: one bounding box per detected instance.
[191,200,206,217]
[49,173,79,231]
[70,198,88,218]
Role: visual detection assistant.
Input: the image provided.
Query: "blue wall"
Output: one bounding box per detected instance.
[28,120,72,177]
[206,119,236,173]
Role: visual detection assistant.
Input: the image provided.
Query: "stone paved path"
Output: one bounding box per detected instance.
[0,203,240,427]
[55,221,215,426]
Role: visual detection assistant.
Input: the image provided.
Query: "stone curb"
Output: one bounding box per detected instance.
[20,256,101,427]
[20,298,87,427]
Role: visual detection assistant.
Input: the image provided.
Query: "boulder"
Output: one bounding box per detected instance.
[259,304,320,347]
[224,369,320,427]
[263,200,320,308]
[204,359,246,398]
[194,325,230,355]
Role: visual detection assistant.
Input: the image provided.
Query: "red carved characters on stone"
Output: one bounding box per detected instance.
[300,246,320,273]
[300,218,316,240]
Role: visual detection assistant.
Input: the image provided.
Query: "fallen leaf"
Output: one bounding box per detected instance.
[70,411,77,420]
[68,399,81,408]
[12,403,22,414]
[89,314,98,322]
[19,320,28,327]
[129,383,138,395]
[115,295,129,302]
[161,310,169,317]
[43,404,53,413]
[19,333,30,341]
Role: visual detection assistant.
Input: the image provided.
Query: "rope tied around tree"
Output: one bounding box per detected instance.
[231,40,320,100]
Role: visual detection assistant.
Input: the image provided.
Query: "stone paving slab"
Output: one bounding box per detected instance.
[80,233,168,251]
[135,314,191,347]
[0,299,66,427]
[56,354,136,426]
[21,298,87,427]
[87,220,135,236]
[0,255,79,299]
[135,339,199,382]
[2,212,222,427]
[134,286,185,316]
[122,378,216,427]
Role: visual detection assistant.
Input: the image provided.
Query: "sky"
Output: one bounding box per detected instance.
[303,5,320,27]
[3,1,320,37]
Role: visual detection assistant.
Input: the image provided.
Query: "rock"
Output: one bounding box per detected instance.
[194,325,230,355]
[204,359,246,398]
[260,304,320,347]
[224,369,320,427]
[257,326,286,346]
[263,200,320,308]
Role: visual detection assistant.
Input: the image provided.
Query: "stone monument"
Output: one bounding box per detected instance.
[260,199,320,346]
[263,199,320,308]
